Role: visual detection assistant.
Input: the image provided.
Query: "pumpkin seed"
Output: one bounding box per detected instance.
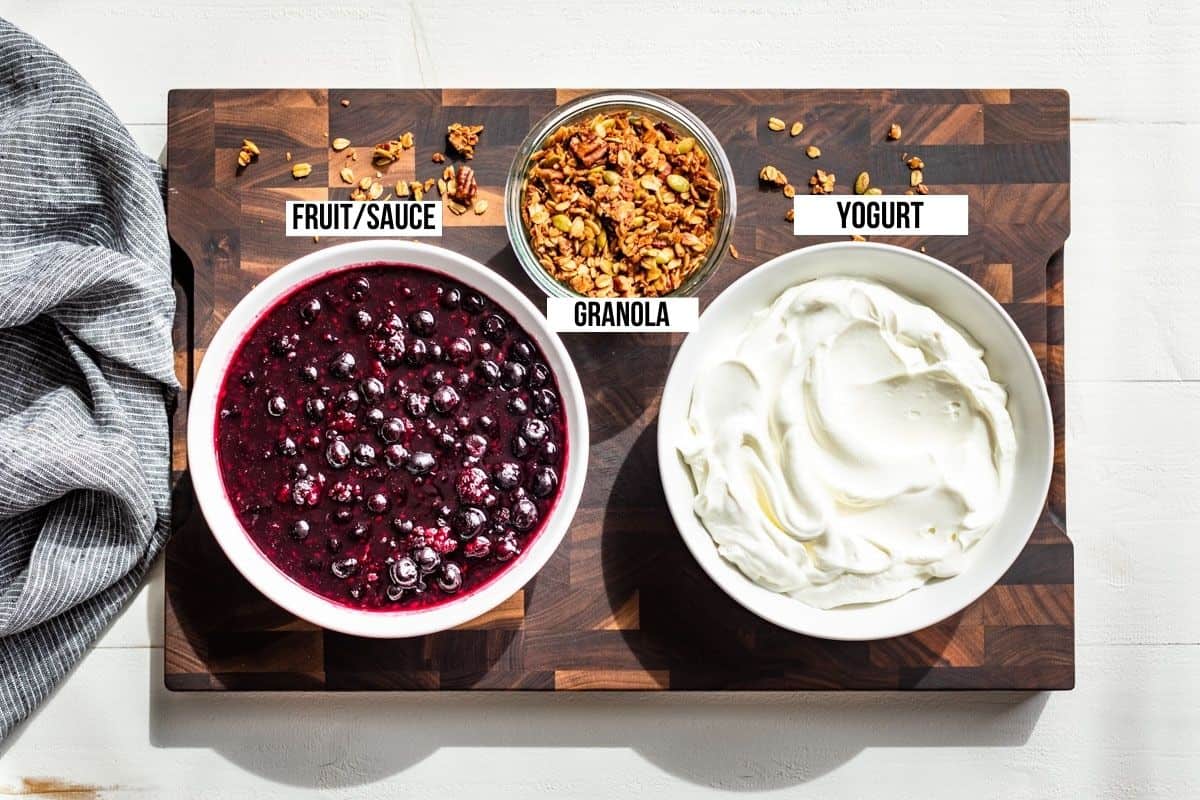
[666,174,690,193]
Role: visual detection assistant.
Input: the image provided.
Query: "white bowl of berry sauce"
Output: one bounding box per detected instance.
[188,240,588,638]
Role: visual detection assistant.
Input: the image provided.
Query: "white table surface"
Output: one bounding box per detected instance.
[2,1,1199,797]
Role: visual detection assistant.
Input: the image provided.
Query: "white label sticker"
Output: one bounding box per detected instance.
[792,195,969,236]
[284,201,443,237]
[546,298,698,333]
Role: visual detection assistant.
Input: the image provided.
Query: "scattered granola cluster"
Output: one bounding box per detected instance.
[315,123,489,212]
[902,154,928,194]
[759,115,929,224]
[447,123,484,160]
[236,139,259,169]
[520,110,722,298]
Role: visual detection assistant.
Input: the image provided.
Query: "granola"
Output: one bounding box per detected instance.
[372,132,414,165]
[447,123,484,159]
[520,110,722,298]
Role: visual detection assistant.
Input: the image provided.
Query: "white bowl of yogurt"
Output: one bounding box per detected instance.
[658,242,1053,641]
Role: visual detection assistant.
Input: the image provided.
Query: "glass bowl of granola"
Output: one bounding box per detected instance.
[505,91,736,298]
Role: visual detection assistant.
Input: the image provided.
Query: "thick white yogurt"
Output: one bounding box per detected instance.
[678,277,1017,609]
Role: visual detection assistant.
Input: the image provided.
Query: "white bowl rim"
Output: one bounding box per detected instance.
[657,241,1054,641]
[187,240,589,639]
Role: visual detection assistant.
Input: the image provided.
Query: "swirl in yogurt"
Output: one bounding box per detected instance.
[678,277,1017,609]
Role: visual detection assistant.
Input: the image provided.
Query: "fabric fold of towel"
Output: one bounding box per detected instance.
[0,18,177,740]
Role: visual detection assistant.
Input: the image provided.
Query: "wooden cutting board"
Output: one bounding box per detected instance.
[165,88,1072,691]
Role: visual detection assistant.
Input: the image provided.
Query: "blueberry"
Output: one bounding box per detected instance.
[437,562,463,594]
[511,435,532,459]
[385,584,405,602]
[481,314,507,342]
[304,397,327,422]
[335,388,361,412]
[511,497,539,531]
[539,440,560,461]
[391,517,414,536]
[326,439,351,469]
[350,522,370,539]
[347,276,370,301]
[437,431,458,451]
[365,408,385,426]
[331,557,359,579]
[463,292,487,314]
[440,287,462,309]
[532,388,558,416]
[352,442,377,466]
[433,385,460,414]
[529,363,551,388]
[389,556,420,588]
[405,339,429,367]
[266,395,287,417]
[447,337,472,364]
[353,309,373,331]
[384,444,409,468]
[476,415,497,433]
[406,451,435,476]
[290,520,311,540]
[492,462,522,490]
[406,393,430,418]
[298,297,322,322]
[495,534,520,562]
[330,351,357,379]
[452,506,488,540]
[413,545,440,574]
[531,465,559,499]
[379,418,404,443]
[507,396,528,416]
[360,377,385,404]
[326,536,343,553]
[334,507,354,523]
[409,309,437,336]
[423,369,447,389]
[366,492,389,514]
[475,360,501,385]
[277,437,298,457]
[521,417,549,444]
[299,365,319,383]
[464,535,492,559]
[509,339,535,364]
[500,361,527,389]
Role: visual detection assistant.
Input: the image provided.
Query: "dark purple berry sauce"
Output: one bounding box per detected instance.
[214,263,568,611]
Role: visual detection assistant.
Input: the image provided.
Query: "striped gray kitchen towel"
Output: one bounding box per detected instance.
[0,19,177,740]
